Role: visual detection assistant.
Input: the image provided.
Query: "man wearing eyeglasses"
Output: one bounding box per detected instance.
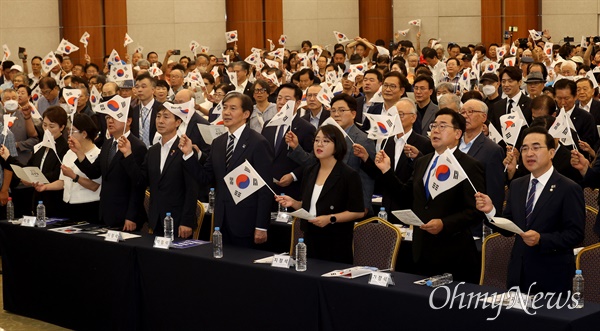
[374,108,484,282]
[459,99,505,237]
[478,126,584,294]
[414,75,438,134]
[301,84,330,129]
[36,77,60,114]
[362,71,407,133]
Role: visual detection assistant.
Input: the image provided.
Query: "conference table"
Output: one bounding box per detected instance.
[1,221,599,331]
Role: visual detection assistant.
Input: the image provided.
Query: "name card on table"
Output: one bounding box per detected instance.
[153,236,172,249]
[275,212,290,223]
[368,271,395,287]
[271,254,294,268]
[104,230,123,242]
[21,216,36,227]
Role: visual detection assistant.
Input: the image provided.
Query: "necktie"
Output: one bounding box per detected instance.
[274,125,285,151]
[140,106,149,146]
[424,155,439,200]
[108,140,117,163]
[507,99,514,114]
[225,134,235,169]
[525,178,539,226]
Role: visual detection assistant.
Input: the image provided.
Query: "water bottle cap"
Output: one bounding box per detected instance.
[280,193,285,196]
[210,188,215,191]
[576,269,582,275]
[38,201,43,204]
[298,238,304,243]
[166,212,171,216]
[215,227,220,231]
[8,197,12,201]
[380,207,385,211]
[426,280,433,286]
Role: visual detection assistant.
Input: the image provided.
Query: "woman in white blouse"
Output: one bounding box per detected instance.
[34,114,102,223]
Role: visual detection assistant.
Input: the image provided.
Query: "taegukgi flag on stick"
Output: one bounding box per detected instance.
[57,39,79,55]
[225,160,274,204]
[333,31,350,43]
[42,52,60,73]
[548,108,577,146]
[320,117,355,145]
[62,88,82,114]
[427,149,469,200]
[499,113,523,146]
[2,44,10,62]
[33,129,57,154]
[124,33,134,47]
[95,95,131,123]
[266,100,295,128]
[163,99,195,125]
[80,32,90,47]
[487,123,503,144]
[225,30,238,43]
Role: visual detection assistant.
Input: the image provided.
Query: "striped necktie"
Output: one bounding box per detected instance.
[525,178,539,226]
[225,134,235,169]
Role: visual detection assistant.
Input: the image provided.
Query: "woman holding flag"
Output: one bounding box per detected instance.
[276,124,364,264]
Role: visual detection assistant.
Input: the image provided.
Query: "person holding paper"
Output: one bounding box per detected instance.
[276,124,364,264]
[477,126,584,294]
[373,108,484,283]
[33,114,101,222]
[179,92,273,247]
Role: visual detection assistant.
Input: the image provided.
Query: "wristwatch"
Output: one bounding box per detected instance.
[330,214,337,224]
[73,175,80,183]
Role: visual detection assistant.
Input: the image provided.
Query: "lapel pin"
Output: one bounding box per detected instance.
[550,184,556,192]
[242,144,246,149]
[170,149,176,156]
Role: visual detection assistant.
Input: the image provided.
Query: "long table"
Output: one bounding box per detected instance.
[1,221,599,331]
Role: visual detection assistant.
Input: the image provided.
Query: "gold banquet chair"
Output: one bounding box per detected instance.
[289,217,304,257]
[193,201,205,240]
[480,233,515,290]
[352,217,402,270]
[584,187,598,210]
[583,206,600,247]
[576,243,600,304]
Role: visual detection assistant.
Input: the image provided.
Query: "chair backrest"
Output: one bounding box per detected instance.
[193,200,205,240]
[576,243,600,304]
[584,187,598,210]
[480,233,515,290]
[583,206,600,247]
[289,217,304,257]
[352,217,402,270]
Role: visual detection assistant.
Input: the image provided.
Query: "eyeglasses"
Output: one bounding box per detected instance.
[520,145,548,153]
[254,88,267,94]
[41,89,52,96]
[458,109,485,116]
[429,123,456,131]
[214,93,226,97]
[382,84,398,90]
[314,138,332,146]
[330,108,351,114]
[397,112,415,118]
[306,93,318,99]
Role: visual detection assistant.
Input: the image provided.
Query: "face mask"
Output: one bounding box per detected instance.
[436,94,443,103]
[3,100,18,112]
[482,85,496,97]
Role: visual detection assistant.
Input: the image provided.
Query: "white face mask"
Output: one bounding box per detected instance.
[3,100,18,112]
[436,94,444,103]
[482,85,496,97]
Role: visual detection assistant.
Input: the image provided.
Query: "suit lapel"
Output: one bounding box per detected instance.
[528,170,559,228]
[228,126,250,170]
[467,133,484,158]
[319,161,342,198]
[421,104,435,132]
[159,137,180,180]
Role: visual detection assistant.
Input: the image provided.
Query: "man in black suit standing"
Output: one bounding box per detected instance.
[262,83,315,200]
[576,77,600,128]
[478,127,584,294]
[555,79,599,149]
[179,92,273,247]
[374,108,485,283]
[489,66,532,132]
[356,69,383,131]
[459,99,505,236]
[232,61,254,100]
[130,73,162,148]
[73,110,147,231]
[301,84,330,129]
[119,105,198,238]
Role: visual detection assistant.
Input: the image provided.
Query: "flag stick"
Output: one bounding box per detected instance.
[381,135,391,151]
[52,148,63,165]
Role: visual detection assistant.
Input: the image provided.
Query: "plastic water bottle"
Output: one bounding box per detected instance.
[36,201,46,228]
[278,193,288,214]
[163,212,174,241]
[378,207,388,221]
[213,227,223,258]
[426,273,453,287]
[208,188,215,214]
[6,197,14,221]
[573,270,585,308]
[482,223,493,238]
[295,238,307,272]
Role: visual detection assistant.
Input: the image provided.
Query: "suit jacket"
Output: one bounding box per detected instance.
[418,101,440,134]
[354,95,365,128]
[381,149,485,282]
[122,137,198,232]
[569,106,599,149]
[587,99,600,127]
[184,125,273,239]
[130,100,162,145]
[510,144,583,184]
[362,132,434,223]
[489,94,532,134]
[581,153,600,236]
[492,170,584,293]
[262,116,316,199]
[288,124,376,215]
[12,110,39,165]
[301,107,330,129]
[76,134,148,228]
[299,160,364,264]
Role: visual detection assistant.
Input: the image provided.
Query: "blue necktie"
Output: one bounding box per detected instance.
[525,178,539,226]
[424,155,439,200]
[275,126,285,151]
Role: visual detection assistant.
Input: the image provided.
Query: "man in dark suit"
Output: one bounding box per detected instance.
[374,108,485,283]
[576,78,600,129]
[356,69,383,132]
[459,99,505,236]
[414,75,439,135]
[571,143,600,237]
[179,92,273,247]
[489,66,532,132]
[555,79,599,149]
[287,93,376,216]
[74,110,147,231]
[119,105,198,238]
[232,61,254,101]
[301,84,330,129]
[262,83,315,200]
[130,73,162,147]
[478,127,584,294]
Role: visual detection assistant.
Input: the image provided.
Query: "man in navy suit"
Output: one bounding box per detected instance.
[130,73,162,148]
[119,105,198,238]
[489,66,532,132]
[301,84,330,129]
[478,126,584,294]
[459,99,505,236]
[555,79,599,150]
[262,83,315,200]
[179,92,273,247]
[74,110,147,231]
